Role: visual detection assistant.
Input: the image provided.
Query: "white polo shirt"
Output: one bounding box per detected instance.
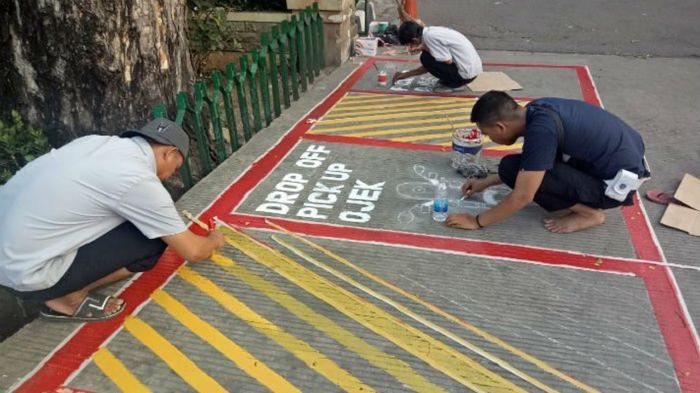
[0,135,186,292]
[423,26,483,80]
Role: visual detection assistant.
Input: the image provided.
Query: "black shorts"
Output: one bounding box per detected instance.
[420,51,476,88]
[498,154,634,212]
[11,221,166,302]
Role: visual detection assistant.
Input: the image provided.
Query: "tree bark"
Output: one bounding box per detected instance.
[1,0,194,147]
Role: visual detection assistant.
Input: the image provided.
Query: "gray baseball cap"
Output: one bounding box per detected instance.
[122,119,190,158]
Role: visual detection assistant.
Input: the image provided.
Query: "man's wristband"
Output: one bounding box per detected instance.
[475,214,484,229]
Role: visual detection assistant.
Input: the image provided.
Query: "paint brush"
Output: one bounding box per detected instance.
[182,210,209,231]
[214,216,236,231]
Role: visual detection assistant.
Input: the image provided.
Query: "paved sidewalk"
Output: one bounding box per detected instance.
[1,51,699,392]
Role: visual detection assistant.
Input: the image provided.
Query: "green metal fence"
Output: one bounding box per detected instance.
[153,3,325,190]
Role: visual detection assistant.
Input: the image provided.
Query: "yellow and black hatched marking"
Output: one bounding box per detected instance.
[86,224,599,392]
[308,92,528,151]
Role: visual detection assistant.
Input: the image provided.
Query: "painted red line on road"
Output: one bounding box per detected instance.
[228,213,650,275]
[575,66,602,109]
[621,199,664,261]
[303,133,515,157]
[576,65,700,391]
[644,269,700,391]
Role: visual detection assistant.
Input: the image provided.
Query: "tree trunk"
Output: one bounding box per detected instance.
[0,0,194,147]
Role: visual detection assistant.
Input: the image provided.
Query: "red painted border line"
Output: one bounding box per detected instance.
[574,66,602,109]
[303,133,515,157]
[228,213,649,276]
[644,269,700,390]
[621,200,663,261]
[575,66,699,390]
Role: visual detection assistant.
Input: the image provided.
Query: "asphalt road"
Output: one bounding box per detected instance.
[377,0,700,57]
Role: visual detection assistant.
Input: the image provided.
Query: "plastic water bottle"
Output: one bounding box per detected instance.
[432,177,448,222]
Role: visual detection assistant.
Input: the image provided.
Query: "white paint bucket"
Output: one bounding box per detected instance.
[451,127,482,169]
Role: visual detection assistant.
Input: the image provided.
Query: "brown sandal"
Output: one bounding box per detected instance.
[645,189,675,205]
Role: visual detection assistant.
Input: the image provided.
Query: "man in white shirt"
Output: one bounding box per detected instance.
[0,119,225,322]
[392,21,482,92]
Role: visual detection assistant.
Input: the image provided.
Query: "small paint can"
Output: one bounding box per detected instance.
[377,70,388,86]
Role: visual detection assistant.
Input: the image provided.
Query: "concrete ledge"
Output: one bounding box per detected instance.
[225,11,290,23]
[287,0,354,12]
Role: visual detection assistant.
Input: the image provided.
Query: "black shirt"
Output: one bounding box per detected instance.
[521,98,646,179]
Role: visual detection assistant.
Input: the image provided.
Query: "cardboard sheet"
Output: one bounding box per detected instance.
[674,173,700,211]
[468,72,523,92]
[661,204,700,236]
[661,173,700,236]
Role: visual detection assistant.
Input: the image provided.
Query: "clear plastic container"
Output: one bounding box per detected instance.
[432,177,448,222]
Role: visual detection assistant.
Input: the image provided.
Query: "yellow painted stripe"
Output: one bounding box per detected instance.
[309,115,470,134]
[220,227,524,393]
[178,266,375,393]
[93,347,151,393]
[342,124,461,139]
[488,143,524,151]
[210,254,444,393]
[332,97,468,112]
[317,107,471,125]
[323,102,473,119]
[265,221,600,393]
[392,132,454,142]
[124,316,227,393]
[151,289,301,393]
[272,236,557,393]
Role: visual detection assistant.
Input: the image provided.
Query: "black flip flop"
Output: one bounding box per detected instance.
[40,293,126,322]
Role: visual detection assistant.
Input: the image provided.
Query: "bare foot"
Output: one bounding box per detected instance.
[543,211,605,233]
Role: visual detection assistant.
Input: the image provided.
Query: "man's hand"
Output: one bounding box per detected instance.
[461,178,490,197]
[445,213,481,230]
[163,228,225,262]
[393,66,428,84]
[392,71,407,84]
[207,230,225,249]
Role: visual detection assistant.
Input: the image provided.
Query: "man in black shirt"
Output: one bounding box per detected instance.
[446,91,648,233]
